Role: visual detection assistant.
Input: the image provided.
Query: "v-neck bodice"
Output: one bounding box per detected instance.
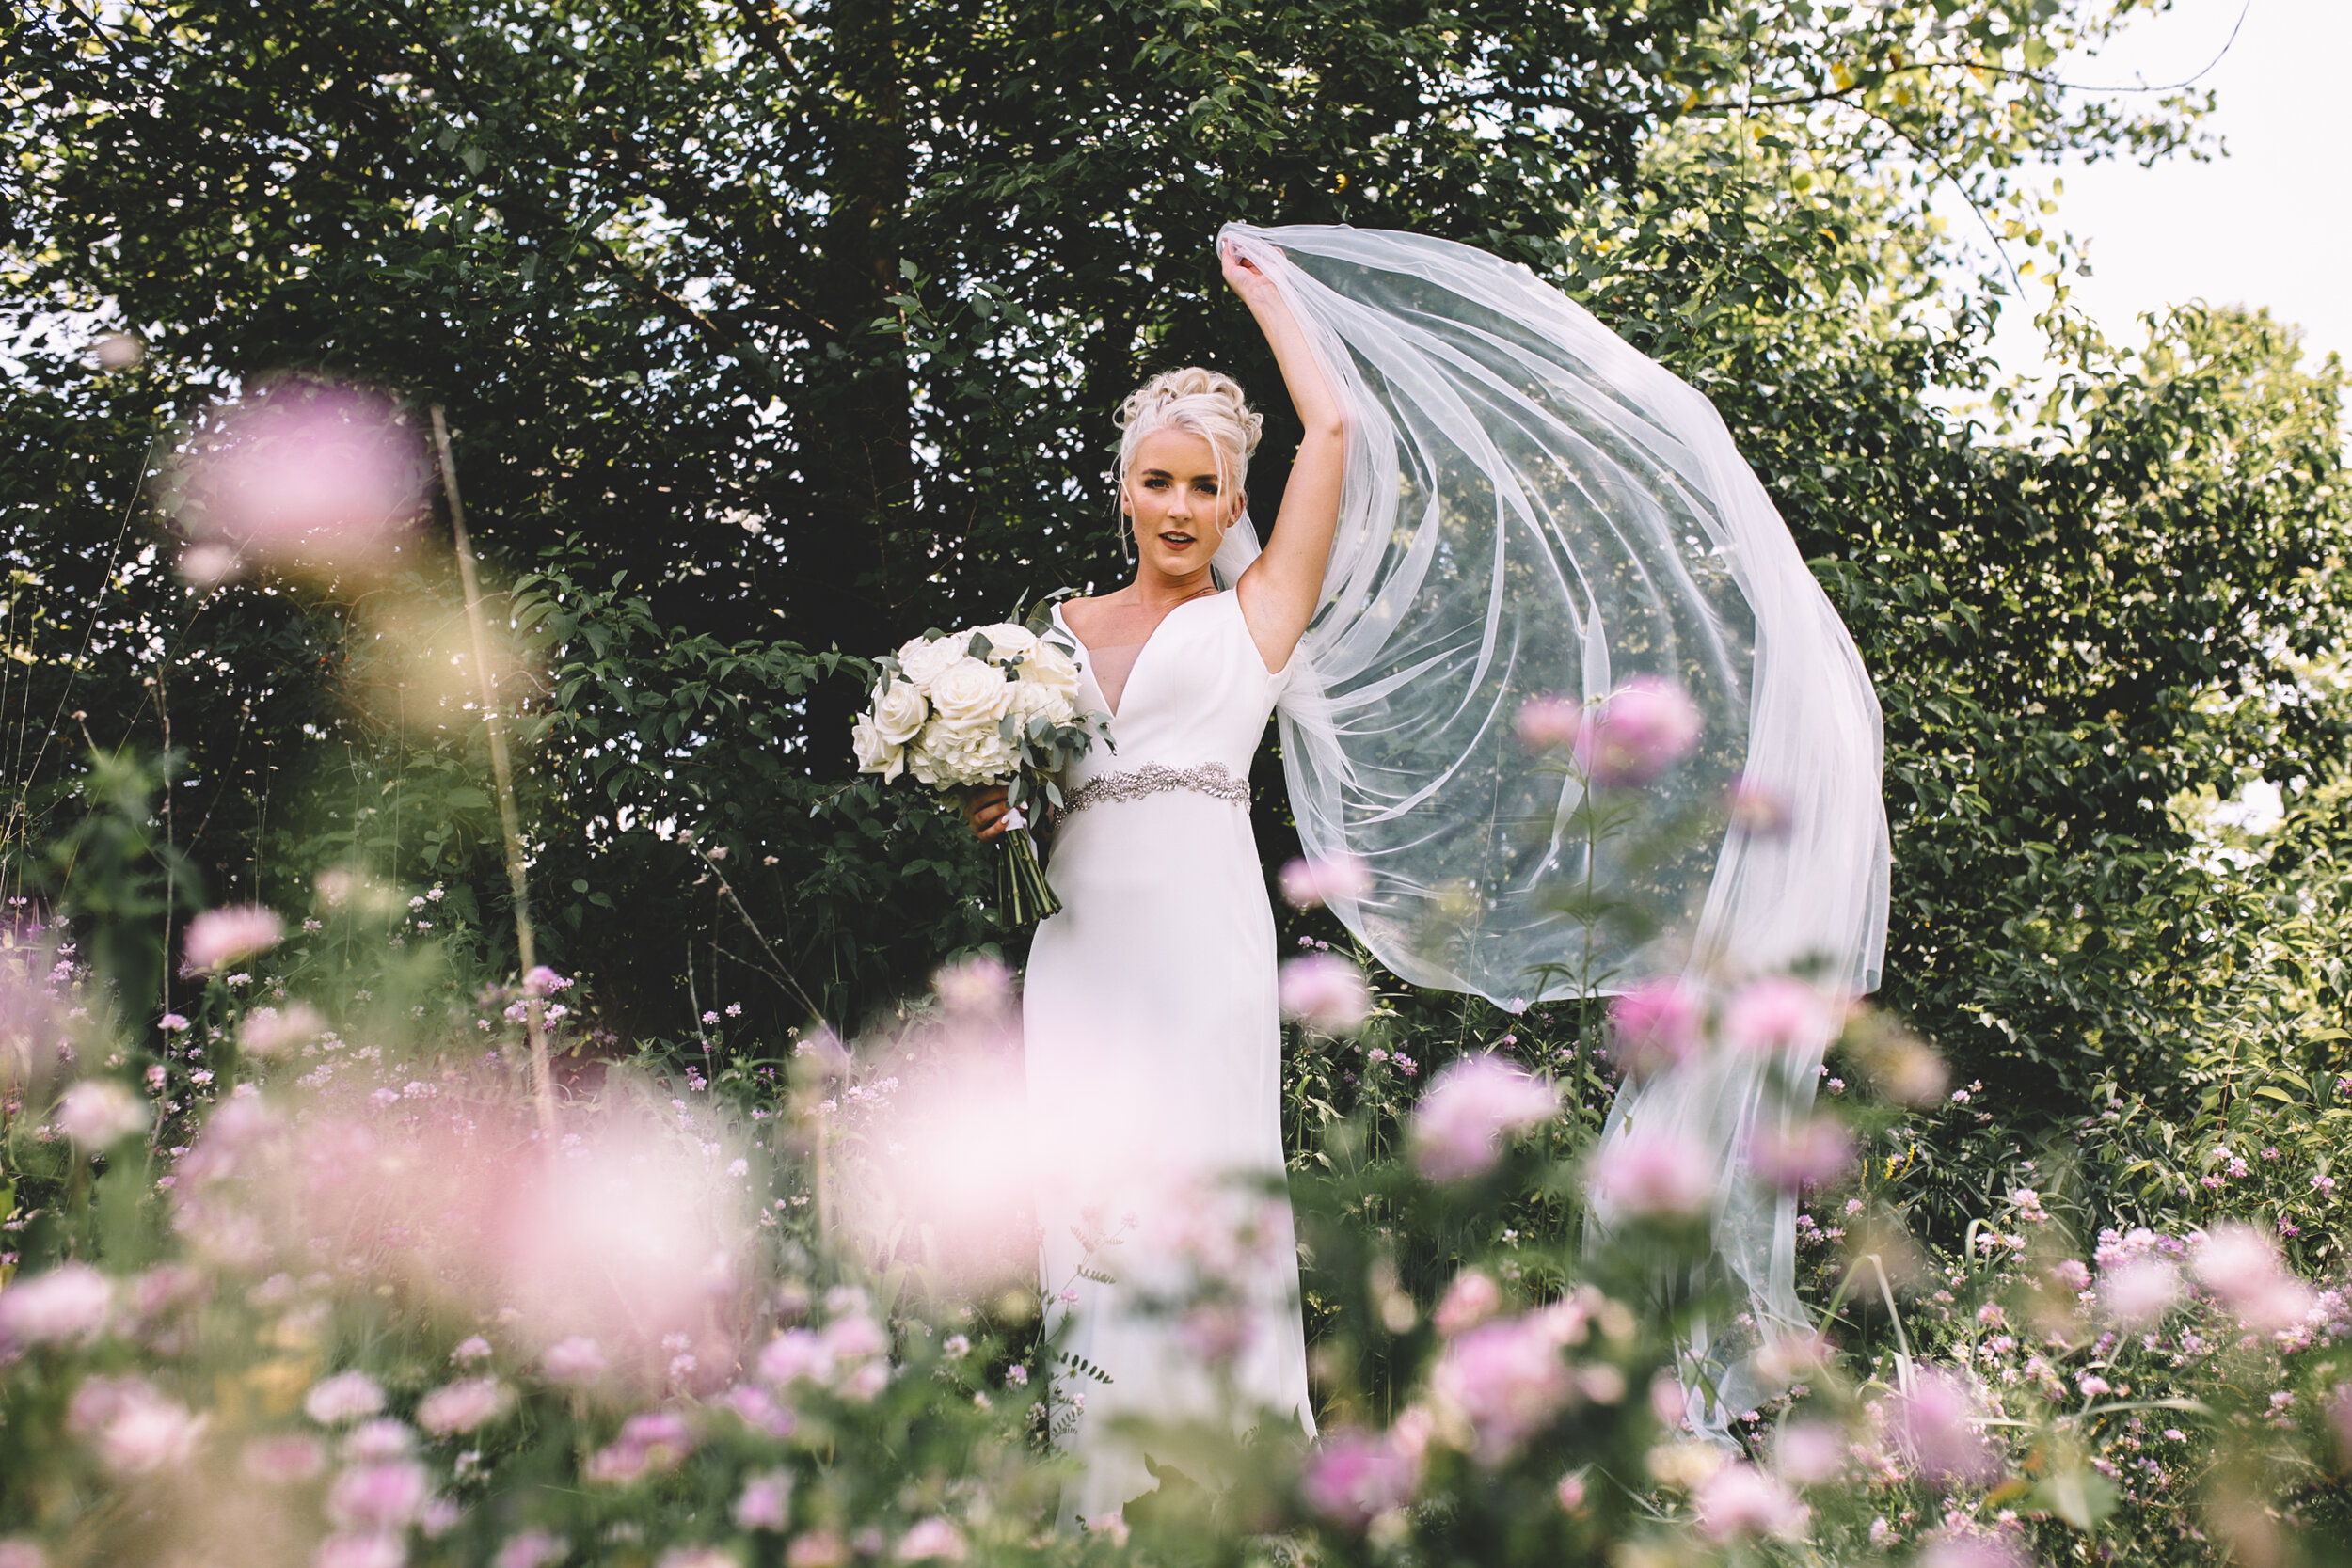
[1052,593,1288,786]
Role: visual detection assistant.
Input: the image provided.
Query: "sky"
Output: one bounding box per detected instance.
[1979,0,2351,387]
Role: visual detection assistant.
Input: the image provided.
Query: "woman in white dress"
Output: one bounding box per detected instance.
[966,239,1344,1526]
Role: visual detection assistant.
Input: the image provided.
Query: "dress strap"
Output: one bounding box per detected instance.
[1060,762,1250,818]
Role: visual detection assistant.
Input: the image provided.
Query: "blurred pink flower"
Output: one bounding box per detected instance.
[54,1080,148,1148]
[1722,977,1832,1054]
[417,1377,512,1436]
[1301,1428,1421,1528]
[1177,1302,1257,1365]
[522,966,572,997]
[1430,1309,1581,1464]
[183,905,284,974]
[494,1532,568,1568]
[1279,954,1373,1033]
[933,955,1011,1014]
[243,1433,328,1483]
[239,1003,326,1061]
[1694,1462,1809,1541]
[1915,1529,2032,1568]
[1515,693,1584,753]
[0,1540,46,1568]
[1606,981,1703,1080]
[1279,853,1373,911]
[158,1012,190,1033]
[787,1530,850,1568]
[1553,1471,1587,1513]
[1586,1129,1711,1219]
[1772,1419,1847,1485]
[451,1336,493,1366]
[327,1460,431,1530]
[657,1551,736,1568]
[896,1519,968,1562]
[1432,1270,1502,1338]
[735,1469,794,1530]
[587,1411,695,1485]
[758,1329,834,1388]
[313,1535,405,1568]
[305,1371,388,1426]
[1890,1371,2001,1487]
[69,1376,205,1474]
[2195,1224,2317,1333]
[537,1332,608,1386]
[2099,1257,2182,1329]
[0,1262,111,1345]
[1408,1057,1559,1180]
[1577,676,1701,786]
[1725,775,1792,836]
[343,1419,415,1462]
[1747,1117,1856,1191]
[165,382,426,585]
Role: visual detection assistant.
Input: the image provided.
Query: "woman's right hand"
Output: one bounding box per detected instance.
[964,784,1011,842]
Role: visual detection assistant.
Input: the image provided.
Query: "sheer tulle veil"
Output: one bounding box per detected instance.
[1211,223,1890,1422]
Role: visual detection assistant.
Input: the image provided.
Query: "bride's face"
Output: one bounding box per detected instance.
[1123,428,1244,577]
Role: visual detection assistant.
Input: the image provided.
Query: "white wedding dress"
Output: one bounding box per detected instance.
[1024,590,1316,1525]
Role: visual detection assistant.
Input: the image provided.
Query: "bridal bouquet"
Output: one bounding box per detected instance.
[850,615,1109,926]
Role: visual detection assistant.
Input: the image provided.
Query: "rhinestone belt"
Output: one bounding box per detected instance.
[1059,762,1250,818]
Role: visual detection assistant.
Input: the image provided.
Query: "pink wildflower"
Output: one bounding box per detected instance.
[1515,694,1584,752]
[1301,1428,1421,1528]
[896,1519,968,1562]
[735,1470,795,1531]
[327,1460,431,1530]
[54,1079,148,1148]
[1771,1419,1846,1485]
[165,381,425,584]
[312,1536,405,1568]
[0,1262,111,1346]
[1576,676,1701,785]
[417,1378,512,1436]
[1890,1371,2000,1487]
[2194,1224,2316,1334]
[494,1532,568,1568]
[1279,854,1373,911]
[1694,1462,1809,1541]
[1430,1310,1581,1464]
[1407,1056,1559,1180]
[1605,981,1703,1080]
[2100,1258,2181,1329]
[542,1336,607,1386]
[1432,1270,1502,1338]
[1747,1117,1856,1191]
[182,904,284,974]
[1722,977,1832,1054]
[304,1371,387,1426]
[1278,954,1373,1033]
[1587,1128,1712,1219]
[933,955,1010,1014]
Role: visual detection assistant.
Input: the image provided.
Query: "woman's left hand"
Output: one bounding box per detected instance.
[1220,238,1283,313]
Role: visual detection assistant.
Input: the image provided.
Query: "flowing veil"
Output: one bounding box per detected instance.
[1211,223,1890,1425]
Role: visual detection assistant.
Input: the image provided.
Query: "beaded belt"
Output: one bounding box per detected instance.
[1059,762,1250,819]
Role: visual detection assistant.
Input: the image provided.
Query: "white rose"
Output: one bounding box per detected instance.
[908,717,1017,788]
[970,623,1041,665]
[1021,641,1081,699]
[1008,679,1074,730]
[850,715,905,783]
[872,679,930,746]
[928,657,1014,726]
[896,634,963,689]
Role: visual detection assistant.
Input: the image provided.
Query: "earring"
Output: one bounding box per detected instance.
[1119,508,1135,568]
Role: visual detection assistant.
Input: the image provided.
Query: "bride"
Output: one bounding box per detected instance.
[965,239,1342,1526]
[964,222,1886,1511]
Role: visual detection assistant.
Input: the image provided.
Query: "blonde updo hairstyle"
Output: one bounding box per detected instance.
[1113,368,1264,532]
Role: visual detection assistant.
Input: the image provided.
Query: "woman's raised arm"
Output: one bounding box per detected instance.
[1222,239,1344,672]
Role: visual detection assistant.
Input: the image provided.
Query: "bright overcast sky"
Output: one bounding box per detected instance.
[1979,0,2349,387]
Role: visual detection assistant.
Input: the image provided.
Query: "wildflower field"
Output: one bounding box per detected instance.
[9,0,2352,1563]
